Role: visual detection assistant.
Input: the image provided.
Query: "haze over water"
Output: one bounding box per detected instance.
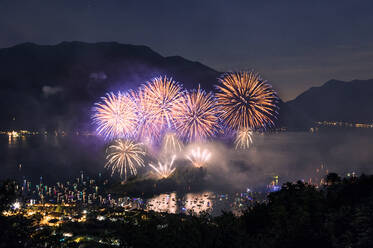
[1,128,373,190]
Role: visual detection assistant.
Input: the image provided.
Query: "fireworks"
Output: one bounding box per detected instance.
[186,147,212,168]
[149,155,177,179]
[161,132,183,155]
[92,92,138,140]
[105,139,145,180]
[235,128,253,150]
[130,89,160,142]
[141,76,182,131]
[174,87,220,142]
[216,71,278,131]
[93,72,278,181]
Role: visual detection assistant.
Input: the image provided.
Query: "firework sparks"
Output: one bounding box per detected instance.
[186,147,211,168]
[162,132,183,155]
[130,89,160,142]
[92,92,138,140]
[174,87,220,142]
[216,71,278,131]
[105,139,145,180]
[141,76,182,131]
[149,155,177,179]
[235,128,253,150]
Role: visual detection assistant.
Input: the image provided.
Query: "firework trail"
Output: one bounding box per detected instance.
[235,128,253,150]
[161,132,183,155]
[105,139,145,180]
[149,155,177,179]
[92,92,138,140]
[216,71,278,131]
[186,147,212,168]
[174,87,220,142]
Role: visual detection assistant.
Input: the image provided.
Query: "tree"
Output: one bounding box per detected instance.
[0,180,18,211]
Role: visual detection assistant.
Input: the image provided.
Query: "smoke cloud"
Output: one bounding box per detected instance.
[180,130,373,192]
[89,72,107,81]
[42,85,63,97]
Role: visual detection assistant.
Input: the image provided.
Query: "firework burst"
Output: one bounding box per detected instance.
[186,147,211,168]
[141,76,182,131]
[235,128,253,150]
[161,132,183,155]
[105,139,145,180]
[174,87,220,142]
[130,89,160,142]
[92,92,138,140]
[216,71,278,131]
[149,155,177,179]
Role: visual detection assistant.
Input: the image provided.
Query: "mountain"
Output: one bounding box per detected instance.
[276,100,313,129]
[287,79,373,123]
[0,41,308,131]
[0,42,221,130]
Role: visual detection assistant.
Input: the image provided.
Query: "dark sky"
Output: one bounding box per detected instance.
[1,0,373,100]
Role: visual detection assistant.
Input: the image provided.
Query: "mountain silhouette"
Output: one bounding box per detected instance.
[0,41,309,131]
[287,79,373,123]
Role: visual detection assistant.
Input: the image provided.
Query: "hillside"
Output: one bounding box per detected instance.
[287,79,373,123]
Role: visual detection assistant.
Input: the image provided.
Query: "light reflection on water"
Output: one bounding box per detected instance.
[146,193,178,214]
[146,192,216,215]
[7,133,29,148]
[8,134,19,147]
[184,192,214,214]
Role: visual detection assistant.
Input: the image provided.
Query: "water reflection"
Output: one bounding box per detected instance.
[183,192,213,214]
[146,192,215,215]
[7,131,30,148]
[8,133,20,148]
[146,193,177,214]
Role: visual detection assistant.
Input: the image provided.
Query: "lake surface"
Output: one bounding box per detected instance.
[1,133,107,184]
[1,128,373,190]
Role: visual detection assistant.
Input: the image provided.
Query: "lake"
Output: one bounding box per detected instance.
[1,128,373,191]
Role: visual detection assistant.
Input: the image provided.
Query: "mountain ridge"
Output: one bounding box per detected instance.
[287,78,373,123]
[0,41,342,130]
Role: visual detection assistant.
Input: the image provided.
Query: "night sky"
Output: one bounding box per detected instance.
[1,0,373,100]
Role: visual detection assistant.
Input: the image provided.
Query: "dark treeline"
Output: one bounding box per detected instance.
[1,173,373,248]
